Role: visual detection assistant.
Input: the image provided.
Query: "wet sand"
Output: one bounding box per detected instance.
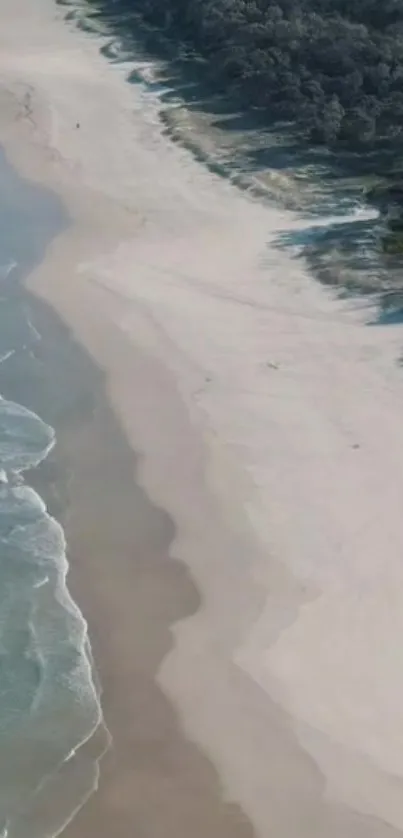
[17,219,401,838]
[0,141,256,835]
[0,56,256,838]
[18,292,255,838]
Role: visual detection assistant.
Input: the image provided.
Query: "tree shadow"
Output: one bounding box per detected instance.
[58,0,402,194]
[274,213,403,333]
[58,0,403,348]
[371,303,403,325]
[58,0,353,206]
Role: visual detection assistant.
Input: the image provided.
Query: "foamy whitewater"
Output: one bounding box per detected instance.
[0,142,108,837]
[0,141,105,837]
[0,392,103,838]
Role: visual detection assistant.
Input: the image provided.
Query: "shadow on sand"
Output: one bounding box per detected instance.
[58,0,403,336]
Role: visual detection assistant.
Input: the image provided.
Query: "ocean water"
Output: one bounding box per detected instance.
[0,148,105,837]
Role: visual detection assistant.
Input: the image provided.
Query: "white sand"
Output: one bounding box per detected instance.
[1,0,403,834]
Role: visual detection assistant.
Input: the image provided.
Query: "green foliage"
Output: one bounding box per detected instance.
[88,0,403,151]
[382,230,403,253]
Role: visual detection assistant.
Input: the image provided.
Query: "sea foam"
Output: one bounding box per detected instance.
[0,397,105,838]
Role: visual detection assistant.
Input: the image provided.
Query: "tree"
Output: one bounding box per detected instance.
[322,95,345,143]
[85,0,403,154]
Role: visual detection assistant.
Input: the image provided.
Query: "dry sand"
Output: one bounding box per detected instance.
[1,0,403,835]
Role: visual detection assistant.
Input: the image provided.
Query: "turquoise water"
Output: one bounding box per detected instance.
[0,149,104,838]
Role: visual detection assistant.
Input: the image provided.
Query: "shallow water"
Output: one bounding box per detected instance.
[0,147,104,838]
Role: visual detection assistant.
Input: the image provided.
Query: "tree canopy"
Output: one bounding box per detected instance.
[87,0,403,151]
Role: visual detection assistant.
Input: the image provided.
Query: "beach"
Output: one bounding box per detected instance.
[2,0,403,835]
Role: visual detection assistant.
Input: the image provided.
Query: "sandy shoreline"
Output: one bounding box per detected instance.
[18,285,254,838]
[3,0,403,835]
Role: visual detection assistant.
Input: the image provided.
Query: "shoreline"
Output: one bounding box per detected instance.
[3,1,403,836]
[20,283,255,838]
[0,144,112,838]
[0,47,260,838]
[0,7,271,836]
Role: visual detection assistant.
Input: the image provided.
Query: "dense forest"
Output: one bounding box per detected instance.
[86,0,403,152]
[83,0,403,252]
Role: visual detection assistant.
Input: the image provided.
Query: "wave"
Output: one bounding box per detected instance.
[0,398,55,472]
[0,395,105,838]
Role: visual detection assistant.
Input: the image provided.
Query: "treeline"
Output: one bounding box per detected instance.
[86,0,403,151]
